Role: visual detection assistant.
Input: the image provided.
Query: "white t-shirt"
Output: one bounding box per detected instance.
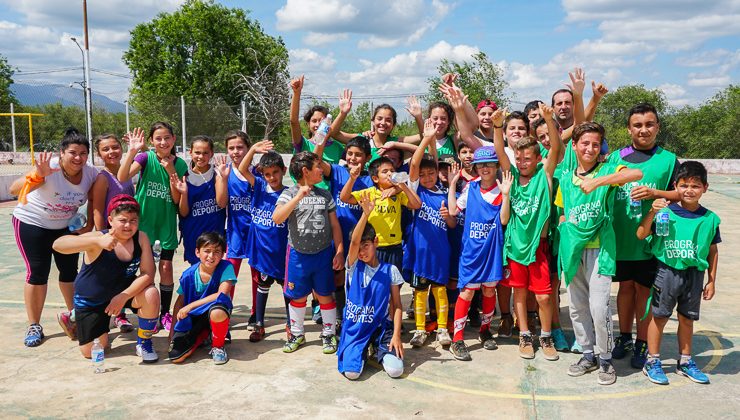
[13,160,99,230]
[346,260,403,320]
[456,182,502,211]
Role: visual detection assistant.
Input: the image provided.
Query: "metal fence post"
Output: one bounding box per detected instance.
[180,95,187,155]
[241,98,247,132]
[10,102,16,152]
[124,99,130,133]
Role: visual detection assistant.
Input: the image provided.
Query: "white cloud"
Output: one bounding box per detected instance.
[302,32,349,46]
[499,62,547,90]
[687,75,732,87]
[289,48,337,73]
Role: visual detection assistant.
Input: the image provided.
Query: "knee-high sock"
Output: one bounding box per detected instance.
[137,317,157,345]
[255,285,270,326]
[480,293,496,333]
[159,284,174,316]
[288,300,307,336]
[320,302,337,336]
[453,295,472,342]
[414,288,429,331]
[334,286,346,322]
[432,285,449,330]
[210,317,229,348]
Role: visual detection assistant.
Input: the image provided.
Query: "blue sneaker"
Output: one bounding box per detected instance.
[210,346,228,365]
[643,359,669,385]
[24,324,44,347]
[570,340,583,354]
[677,359,709,384]
[612,335,633,360]
[552,328,569,351]
[631,340,648,369]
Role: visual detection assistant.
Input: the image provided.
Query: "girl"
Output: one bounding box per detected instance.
[118,122,188,332]
[91,133,136,332]
[426,101,458,157]
[172,135,227,265]
[11,128,99,347]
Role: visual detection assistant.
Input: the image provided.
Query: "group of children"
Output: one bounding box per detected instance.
[13,67,720,388]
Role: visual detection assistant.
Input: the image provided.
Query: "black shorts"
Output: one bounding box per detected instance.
[651,263,704,321]
[159,248,175,261]
[12,217,79,285]
[614,258,658,288]
[251,267,283,288]
[410,274,445,290]
[376,244,403,274]
[76,298,137,345]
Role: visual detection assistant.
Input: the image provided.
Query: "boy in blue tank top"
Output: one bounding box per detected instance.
[168,232,236,365]
[338,192,404,380]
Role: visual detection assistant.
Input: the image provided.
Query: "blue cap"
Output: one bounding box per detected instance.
[472,146,499,164]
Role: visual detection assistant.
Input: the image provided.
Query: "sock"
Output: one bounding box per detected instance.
[447,287,459,304]
[521,330,531,336]
[320,302,337,336]
[621,332,633,341]
[210,317,229,348]
[648,353,660,363]
[540,330,551,338]
[599,355,612,365]
[432,285,448,330]
[251,279,258,316]
[137,317,158,345]
[583,351,595,362]
[527,310,537,318]
[288,300,307,336]
[255,285,269,326]
[480,293,496,332]
[452,295,472,342]
[159,283,174,316]
[679,354,692,365]
[414,288,429,331]
[334,286,346,322]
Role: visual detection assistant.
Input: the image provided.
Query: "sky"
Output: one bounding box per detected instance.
[1,0,738,113]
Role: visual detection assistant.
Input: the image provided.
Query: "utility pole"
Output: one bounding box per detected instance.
[82,0,93,164]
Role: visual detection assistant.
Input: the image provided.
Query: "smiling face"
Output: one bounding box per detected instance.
[97,138,122,168]
[419,166,438,190]
[474,161,498,184]
[196,243,225,272]
[108,210,139,241]
[574,132,602,166]
[59,143,89,175]
[477,107,495,130]
[189,140,213,172]
[309,110,326,134]
[373,109,395,136]
[345,146,368,169]
[628,112,660,150]
[151,128,175,157]
[535,124,551,149]
[505,118,528,147]
[429,107,450,137]
[515,147,542,177]
[676,177,707,208]
[226,137,247,165]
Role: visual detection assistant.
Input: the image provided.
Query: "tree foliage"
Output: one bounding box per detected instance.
[594,84,669,150]
[0,54,17,111]
[426,52,509,106]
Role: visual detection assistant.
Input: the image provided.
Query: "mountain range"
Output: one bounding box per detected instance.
[10,83,126,113]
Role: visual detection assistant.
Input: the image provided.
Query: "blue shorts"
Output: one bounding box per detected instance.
[284,245,335,299]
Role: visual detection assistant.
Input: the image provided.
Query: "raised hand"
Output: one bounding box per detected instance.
[567,67,586,96]
[349,163,361,179]
[497,170,513,195]
[441,72,457,87]
[440,200,450,218]
[97,228,118,251]
[449,162,461,185]
[34,151,59,177]
[405,95,422,119]
[538,102,555,122]
[290,75,304,93]
[423,118,436,138]
[171,173,187,195]
[359,190,375,214]
[339,88,353,114]
[492,107,507,128]
[125,127,146,153]
[445,86,468,110]
[214,155,230,179]
[592,81,609,99]
[253,139,275,154]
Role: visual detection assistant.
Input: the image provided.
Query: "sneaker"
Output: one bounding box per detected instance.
[169,335,198,363]
[479,329,498,350]
[249,326,266,343]
[57,311,77,340]
[312,304,322,324]
[612,335,634,360]
[247,313,257,331]
[468,310,481,328]
[321,334,338,354]
[643,359,669,385]
[631,340,648,369]
[160,312,173,332]
[552,328,569,352]
[568,356,598,377]
[410,330,428,347]
[114,314,134,333]
[598,359,617,385]
[282,334,305,353]
[450,340,472,361]
[519,334,535,359]
[570,340,583,354]
[210,346,229,365]
[539,335,559,361]
[436,328,452,346]
[24,323,44,347]
[497,313,514,338]
[677,359,710,384]
[136,341,159,364]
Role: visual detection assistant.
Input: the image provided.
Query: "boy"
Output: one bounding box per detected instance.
[52,195,160,363]
[237,141,291,342]
[273,151,344,354]
[447,146,512,361]
[638,161,720,385]
[337,192,404,380]
[494,103,563,360]
[555,122,642,385]
[608,103,680,369]
[168,232,236,365]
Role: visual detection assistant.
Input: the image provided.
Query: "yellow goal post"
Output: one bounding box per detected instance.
[0,113,44,165]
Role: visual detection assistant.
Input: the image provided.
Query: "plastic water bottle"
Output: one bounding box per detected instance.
[91,338,105,373]
[152,240,162,263]
[629,198,642,220]
[68,213,87,232]
[655,209,670,237]
[313,114,333,145]
[568,211,578,225]
[390,172,409,184]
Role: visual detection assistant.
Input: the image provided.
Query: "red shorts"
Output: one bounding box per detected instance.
[504,239,552,295]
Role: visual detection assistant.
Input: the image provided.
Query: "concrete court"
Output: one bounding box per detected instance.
[0,181,738,419]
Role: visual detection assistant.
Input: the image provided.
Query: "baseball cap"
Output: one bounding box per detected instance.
[476,99,498,112]
[437,153,459,166]
[472,146,499,165]
[107,194,140,216]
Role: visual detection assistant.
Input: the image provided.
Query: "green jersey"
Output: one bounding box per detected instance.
[435,135,456,157]
[296,136,345,190]
[652,205,720,271]
[539,143,549,159]
[134,151,188,250]
[366,135,400,165]
[505,163,552,265]
[608,146,677,261]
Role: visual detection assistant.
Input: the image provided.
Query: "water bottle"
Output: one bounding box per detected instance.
[390,172,409,184]
[152,240,162,263]
[313,114,333,145]
[568,210,578,225]
[629,198,642,220]
[91,338,105,373]
[68,213,87,232]
[655,209,670,237]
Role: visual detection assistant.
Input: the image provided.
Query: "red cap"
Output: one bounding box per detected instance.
[107,194,140,216]
[476,99,498,112]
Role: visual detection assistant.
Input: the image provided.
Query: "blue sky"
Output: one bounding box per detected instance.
[1,0,738,112]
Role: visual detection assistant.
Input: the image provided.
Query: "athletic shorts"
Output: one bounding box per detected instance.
[251,267,283,288]
[284,246,335,299]
[463,281,498,290]
[370,321,400,362]
[651,262,705,321]
[76,298,137,345]
[158,248,175,262]
[12,217,79,285]
[376,244,403,274]
[504,239,552,295]
[614,258,658,288]
[169,304,231,355]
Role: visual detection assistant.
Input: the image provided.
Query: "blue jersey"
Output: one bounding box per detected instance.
[407,185,450,284]
[180,171,226,264]
[337,261,393,374]
[458,180,505,288]
[447,192,464,280]
[246,177,288,279]
[173,260,234,333]
[329,164,373,249]
[226,165,253,259]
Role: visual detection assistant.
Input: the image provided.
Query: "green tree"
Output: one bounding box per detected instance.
[0,54,18,150]
[426,52,510,107]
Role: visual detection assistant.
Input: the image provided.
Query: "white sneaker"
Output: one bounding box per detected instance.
[136,342,159,364]
[436,328,452,346]
[409,330,428,347]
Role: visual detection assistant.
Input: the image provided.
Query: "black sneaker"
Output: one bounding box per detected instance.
[450,340,472,361]
[479,329,498,350]
[612,335,633,359]
[169,334,197,363]
[631,340,648,369]
[568,356,598,377]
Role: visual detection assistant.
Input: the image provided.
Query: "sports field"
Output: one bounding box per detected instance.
[0,179,738,419]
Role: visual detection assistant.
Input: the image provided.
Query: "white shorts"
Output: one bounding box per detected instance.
[463,281,498,290]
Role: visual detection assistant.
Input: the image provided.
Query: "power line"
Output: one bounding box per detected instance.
[16,66,82,75]
[90,68,133,79]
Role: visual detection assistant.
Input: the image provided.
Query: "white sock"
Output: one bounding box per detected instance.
[320,302,337,336]
[288,301,306,336]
